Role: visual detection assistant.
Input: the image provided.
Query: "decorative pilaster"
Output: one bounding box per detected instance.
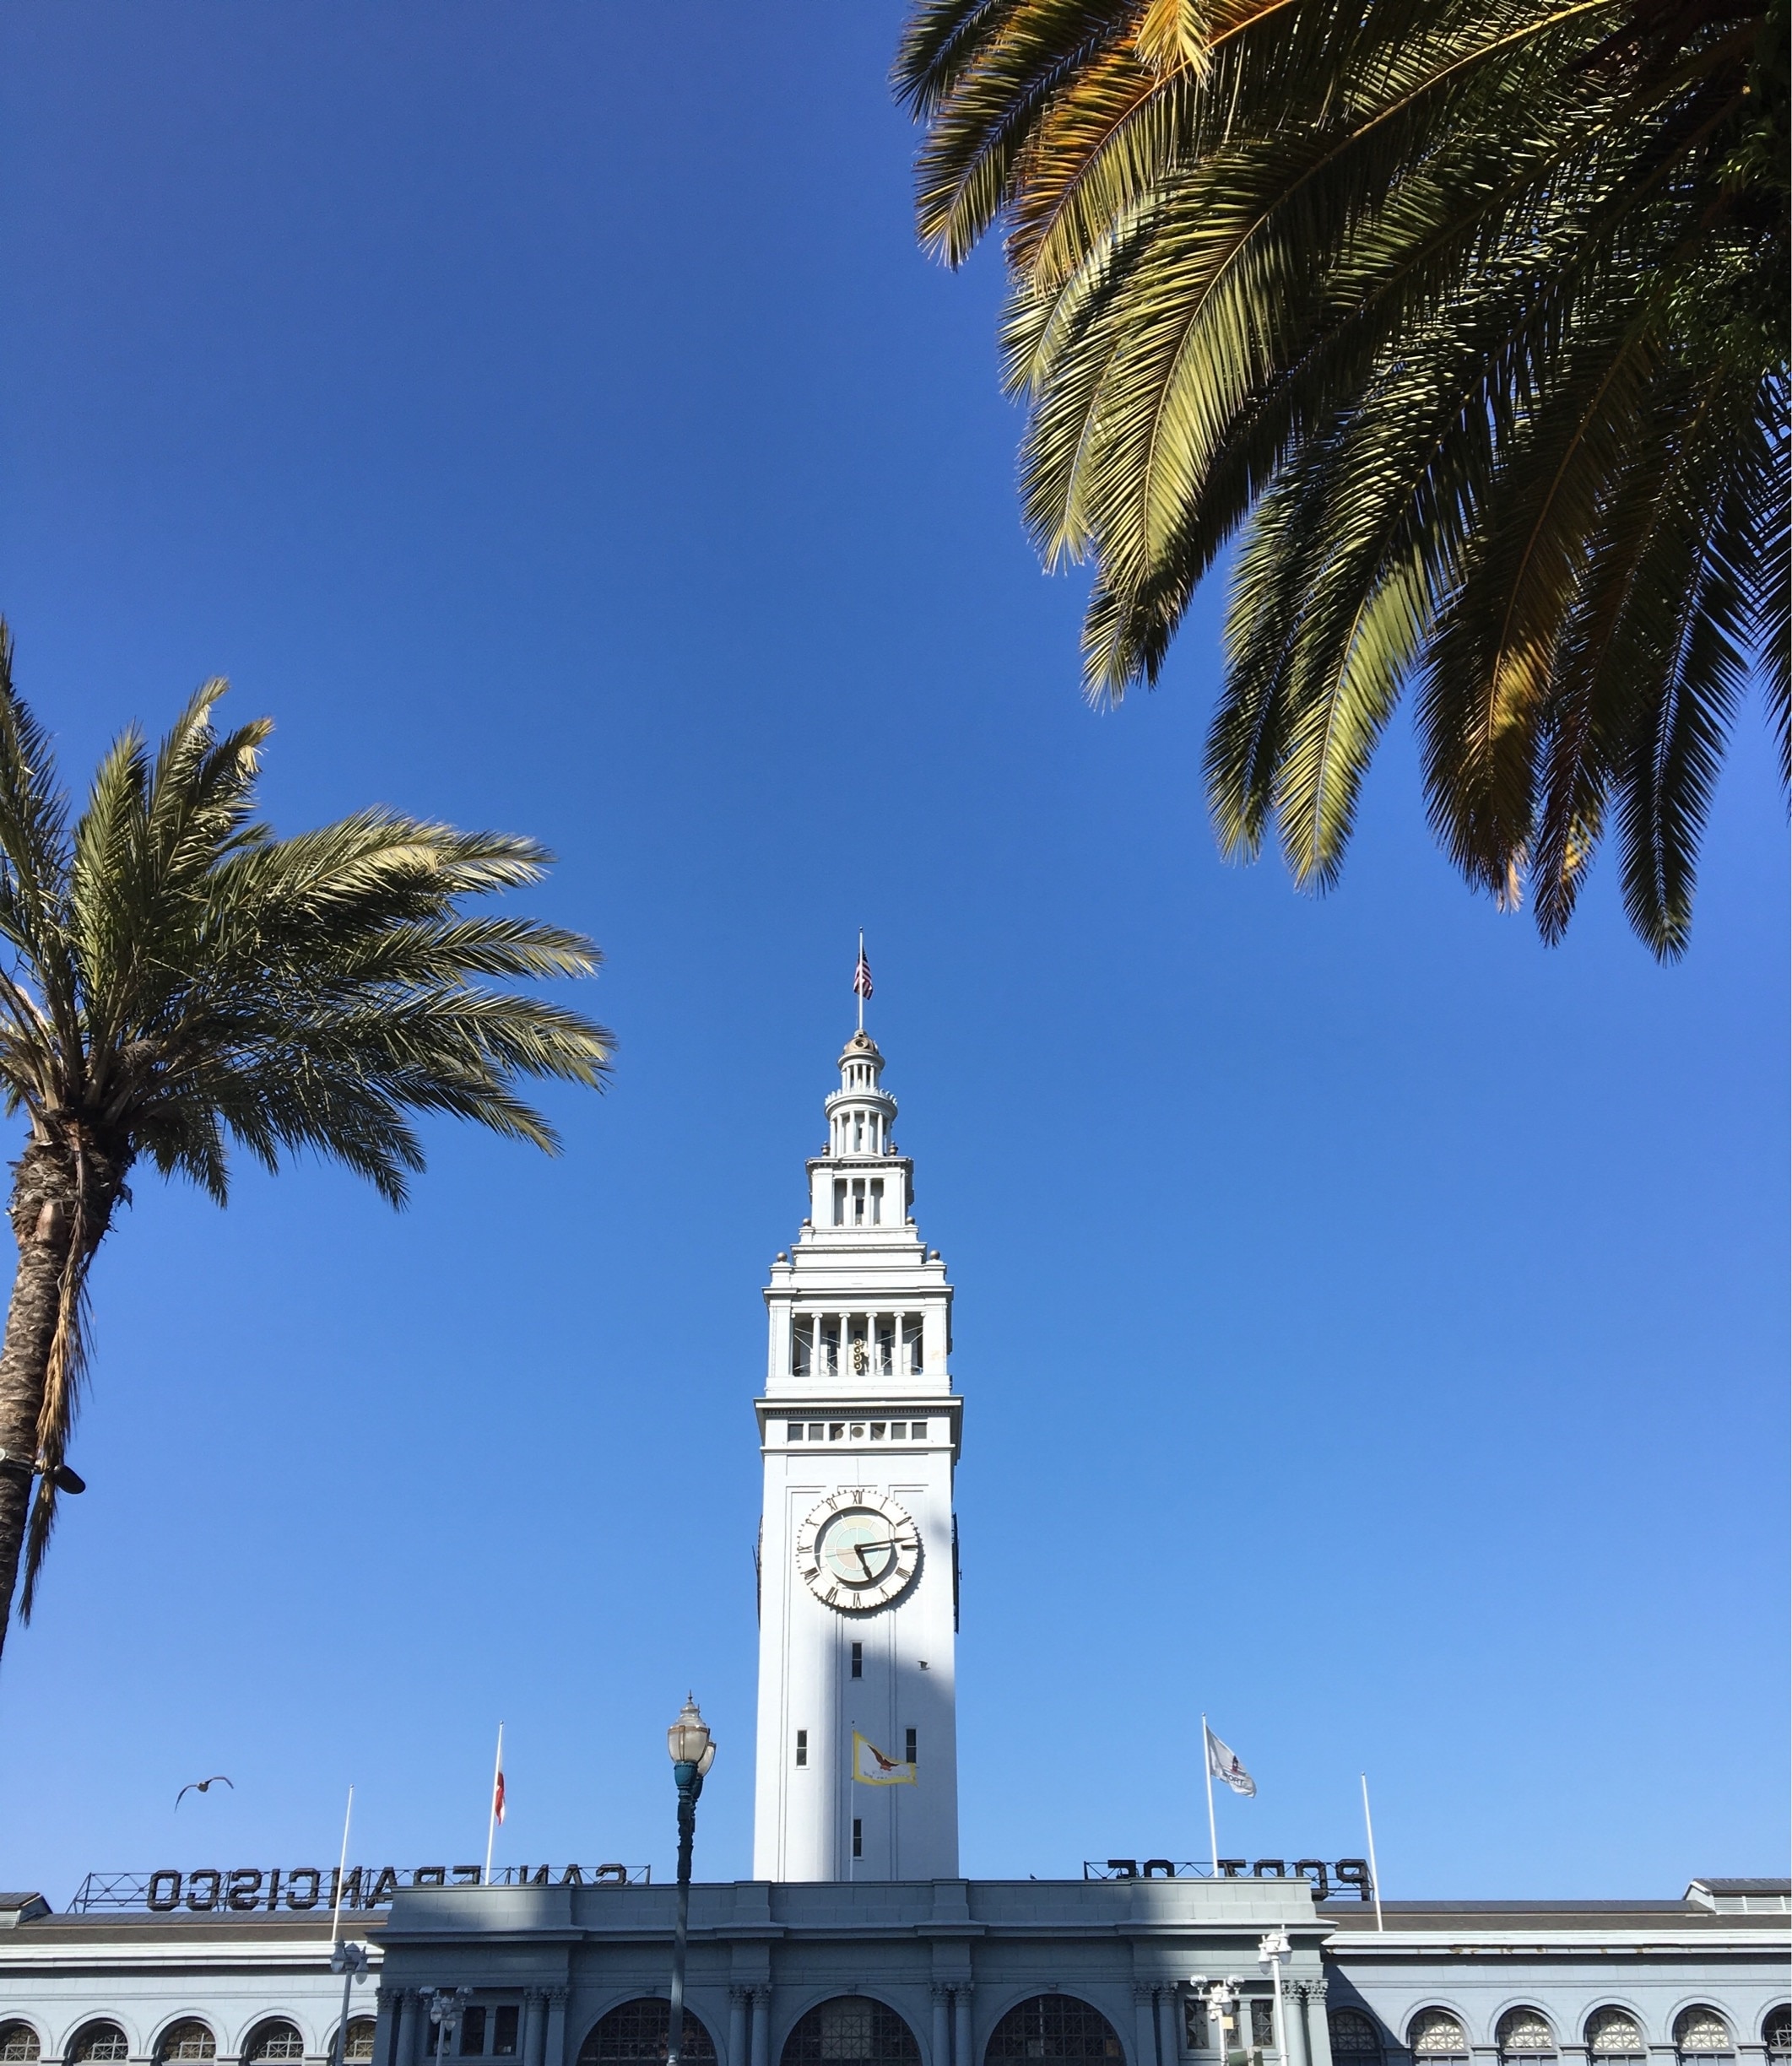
[1157,1992,1180,2066]
[729,1990,751,2066]
[544,1988,569,2066]
[1135,1989,1162,2066]
[952,1988,973,2066]
[394,1991,418,2066]
[750,1989,772,2066]
[933,1988,952,2066]
[1298,1983,1329,2066]
[522,1990,546,2066]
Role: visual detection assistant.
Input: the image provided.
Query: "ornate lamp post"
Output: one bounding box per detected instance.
[1206,1980,1244,2066]
[1257,1934,1291,2064]
[328,1939,371,2066]
[665,1696,717,2066]
[425,1989,474,2066]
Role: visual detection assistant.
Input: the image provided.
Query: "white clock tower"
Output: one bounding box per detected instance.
[752,1025,960,1883]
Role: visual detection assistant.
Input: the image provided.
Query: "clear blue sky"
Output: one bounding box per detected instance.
[0,3,1784,1907]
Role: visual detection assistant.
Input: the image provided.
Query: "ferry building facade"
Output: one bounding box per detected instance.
[2,1032,1784,2066]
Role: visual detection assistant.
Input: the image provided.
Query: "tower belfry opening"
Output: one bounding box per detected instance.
[752,1026,960,1883]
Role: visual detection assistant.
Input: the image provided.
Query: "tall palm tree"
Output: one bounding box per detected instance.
[896,0,1787,953]
[0,629,613,1654]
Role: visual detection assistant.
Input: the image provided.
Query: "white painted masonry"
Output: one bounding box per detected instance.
[750,1028,960,1883]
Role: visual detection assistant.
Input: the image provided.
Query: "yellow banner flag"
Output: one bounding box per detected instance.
[853,1731,916,1786]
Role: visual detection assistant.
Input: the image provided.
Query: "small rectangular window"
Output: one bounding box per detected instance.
[889,1422,906,1439]
[808,1423,823,1441]
[788,1421,805,1441]
[795,1729,808,1767]
[850,1641,864,1679]
[905,1728,917,1764]
[829,1422,844,1440]
[832,1180,847,1226]
[910,1420,928,1441]
[1252,2003,1275,2050]
[460,2010,487,2058]
[870,1422,885,1441]
[849,1421,865,1439]
[1184,2004,1210,2055]
[852,1818,863,1859]
[491,2010,518,2059]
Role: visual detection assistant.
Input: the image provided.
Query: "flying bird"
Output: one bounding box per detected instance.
[176,1776,234,1809]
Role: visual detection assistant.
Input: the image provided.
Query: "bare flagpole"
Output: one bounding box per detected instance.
[1360,1773,1384,1930]
[484,1723,505,1885]
[1202,1714,1219,1876]
[330,1785,354,1946]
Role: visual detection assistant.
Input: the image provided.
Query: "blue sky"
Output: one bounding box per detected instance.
[0,3,1784,1906]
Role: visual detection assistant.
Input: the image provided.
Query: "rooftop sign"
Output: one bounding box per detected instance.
[68,1864,650,1913]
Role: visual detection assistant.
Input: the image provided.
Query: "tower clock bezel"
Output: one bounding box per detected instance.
[795,1488,921,1613]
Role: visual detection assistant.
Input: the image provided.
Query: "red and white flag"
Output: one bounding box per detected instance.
[492,1767,506,1825]
[853,936,873,1001]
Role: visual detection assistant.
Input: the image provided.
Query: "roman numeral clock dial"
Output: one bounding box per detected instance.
[795,1490,920,1611]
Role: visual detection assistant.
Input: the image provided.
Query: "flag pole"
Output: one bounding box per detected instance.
[1360,1772,1383,1931]
[484,1723,505,1885]
[329,1785,354,1947]
[1202,1714,1219,1877]
[857,932,865,1033]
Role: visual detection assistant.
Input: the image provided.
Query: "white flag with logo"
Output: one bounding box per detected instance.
[1205,1723,1257,1797]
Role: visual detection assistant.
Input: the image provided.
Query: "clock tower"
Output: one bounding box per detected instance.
[752,1026,960,1883]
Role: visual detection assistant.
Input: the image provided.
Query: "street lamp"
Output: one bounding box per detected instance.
[665,1696,717,2066]
[1206,1980,1245,2066]
[1257,1934,1291,2066]
[426,1988,474,2066]
[329,1940,371,2066]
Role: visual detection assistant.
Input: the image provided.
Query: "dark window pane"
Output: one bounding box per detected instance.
[577,2002,715,2066]
[985,1998,1123,2063]
[781,1999,921,2066]
[492,2010,519,2058]
[460,2010,486,2057]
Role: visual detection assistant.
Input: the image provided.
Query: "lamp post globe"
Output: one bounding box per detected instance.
[664,1696,717,2066]
[1257,1933,1291,2064]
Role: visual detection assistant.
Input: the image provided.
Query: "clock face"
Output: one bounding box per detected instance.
[795,1489,920,1613]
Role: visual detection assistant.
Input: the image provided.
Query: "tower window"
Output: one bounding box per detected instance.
[832,1180,847,1226]
[869,1178,884,1224]
[870,1422,885,1441]
[852,1179,867,1224]
[905,1728,917,1764]
[852,1819,863,1859]
[794,1731,808,1767]
[793,1318,814,1376]
[822,1322,840,1376]
[787,1421,805,1441]
[828,1422,844,1440]
[910,1420,928,1441]
[808,1423,823,1441]
[875,1317,894,1372]
[902,1316,923,1372]
[850,1641,864,1679]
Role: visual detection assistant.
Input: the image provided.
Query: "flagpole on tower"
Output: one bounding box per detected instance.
[1202,1714,1219,1876]
[1360,1772,1384,1931]
[484,1723,505,1885]
[855,932,868,1032]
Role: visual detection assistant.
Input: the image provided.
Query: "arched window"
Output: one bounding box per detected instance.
[1329,2012,1381,2063]
[985,1998,1123,2066]
[1409,2015,1468,2060]
[1673,2013,1730,2058]
[1497,2011,1555,2058]
[782,1999,920,2066]
[1762,2009,1789,2065]
[246,2025,306,2063]
[73,2030,131,2064]
[0,2025,41,2063]
[343,2023,377,2064]
[1585,2012,1645,2059]
[158,2026,216,2066]
[577,2003,716,2066]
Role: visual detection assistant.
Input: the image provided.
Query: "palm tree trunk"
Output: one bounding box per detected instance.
[0,1138,94,1659]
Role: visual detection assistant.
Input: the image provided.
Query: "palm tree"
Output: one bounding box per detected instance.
[896,0,1787,954]
[0,628,613,1655]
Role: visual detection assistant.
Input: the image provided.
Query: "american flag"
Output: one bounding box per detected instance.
[853,938,873,1001]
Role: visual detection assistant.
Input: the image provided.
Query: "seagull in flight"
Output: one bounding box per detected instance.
[176,1776,234,1809]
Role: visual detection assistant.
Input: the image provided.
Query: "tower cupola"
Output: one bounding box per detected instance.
[824,1030,897,1160]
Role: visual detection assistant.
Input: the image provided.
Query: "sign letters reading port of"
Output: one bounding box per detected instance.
[1084,1858,1373,1901]
[68,1863,649,1913]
